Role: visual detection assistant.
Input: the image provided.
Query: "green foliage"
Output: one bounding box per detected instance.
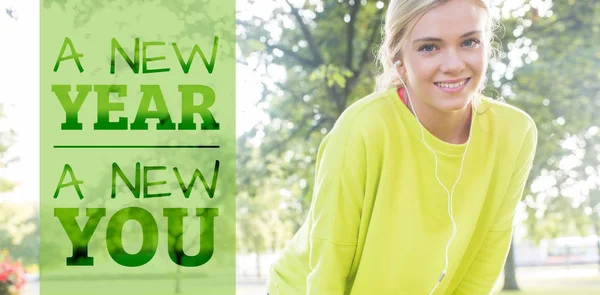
[237,2,387,252]
[0,204,38,266]
[497,0,600,243]
[0,96,35,267]
[0,104,16,176]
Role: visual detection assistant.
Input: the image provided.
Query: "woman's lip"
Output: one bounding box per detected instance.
[434,78,470,93]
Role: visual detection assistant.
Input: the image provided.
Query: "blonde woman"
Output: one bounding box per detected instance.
[267,0,538,294]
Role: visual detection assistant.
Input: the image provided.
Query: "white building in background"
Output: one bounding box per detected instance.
[515,235,599,266]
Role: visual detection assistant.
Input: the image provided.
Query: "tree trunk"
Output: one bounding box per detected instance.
[502,240,520,291]
[175,264,182,294]
[594,223,600,274]
[255,250,262,278]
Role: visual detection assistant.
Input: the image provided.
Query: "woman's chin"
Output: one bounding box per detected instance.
[432,90,476,111]
[429,97,471,113]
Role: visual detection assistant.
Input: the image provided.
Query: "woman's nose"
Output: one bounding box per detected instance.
[441,49,466,74]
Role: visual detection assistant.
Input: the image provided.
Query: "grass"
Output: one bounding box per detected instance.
[23,264,600,295]
[499,289,599,295]
[498,282,600,295]
[496,264,600,295]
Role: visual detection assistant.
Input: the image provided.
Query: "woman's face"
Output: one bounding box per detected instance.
[398,0,488,113]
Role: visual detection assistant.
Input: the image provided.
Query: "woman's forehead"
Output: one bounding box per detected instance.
[410,1,488,41]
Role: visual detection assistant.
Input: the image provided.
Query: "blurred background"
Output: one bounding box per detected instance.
[2,0,600,294]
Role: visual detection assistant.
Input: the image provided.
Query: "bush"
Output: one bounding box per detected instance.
[0,251,26,295]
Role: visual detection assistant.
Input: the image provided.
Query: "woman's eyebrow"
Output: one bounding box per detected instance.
[412,30,482,45]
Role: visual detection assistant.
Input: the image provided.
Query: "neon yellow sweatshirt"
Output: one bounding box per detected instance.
[267,87,538,295]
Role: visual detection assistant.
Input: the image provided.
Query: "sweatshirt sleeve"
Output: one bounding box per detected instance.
[305,119,367,294]
[453,122,538,295]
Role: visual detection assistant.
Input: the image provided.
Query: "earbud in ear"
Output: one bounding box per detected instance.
[394,60,402,67]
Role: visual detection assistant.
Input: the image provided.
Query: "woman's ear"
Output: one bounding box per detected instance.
[394,60,406,76]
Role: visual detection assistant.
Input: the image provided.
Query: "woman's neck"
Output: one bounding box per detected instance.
[402,89,472,144]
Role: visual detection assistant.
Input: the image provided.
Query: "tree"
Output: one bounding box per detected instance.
[0,204,38,266]
[237,0,387,236]
[236,134,299,277]
[495,0,600,288]
[0,102,37,266]
[0,104,16,193]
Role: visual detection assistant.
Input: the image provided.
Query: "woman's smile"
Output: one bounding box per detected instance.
[434,77,471,93]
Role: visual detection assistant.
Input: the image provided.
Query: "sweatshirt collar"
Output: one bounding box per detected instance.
[389,87,478,156]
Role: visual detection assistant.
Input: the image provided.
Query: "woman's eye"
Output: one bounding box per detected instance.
[419,44,436,52]
[463,39,481,47]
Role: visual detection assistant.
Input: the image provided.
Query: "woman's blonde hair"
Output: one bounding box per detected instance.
[375,0,501,112]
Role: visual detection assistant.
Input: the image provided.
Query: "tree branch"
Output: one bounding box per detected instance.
[236,58,249,66]
[304,119,331,141]
[260,112,318,157]
[356,12,383,75]
[346,8,384,97]
[330,83,344,116]
[284,0,323,64]
[346,2,360,70]
[274,82,317,104]
[266,44,319,68]
[321,65,344,116]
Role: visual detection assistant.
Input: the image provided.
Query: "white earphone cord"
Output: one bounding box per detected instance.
[395,62,473,295]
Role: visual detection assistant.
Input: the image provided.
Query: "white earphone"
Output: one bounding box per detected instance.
[394,59,474,295]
